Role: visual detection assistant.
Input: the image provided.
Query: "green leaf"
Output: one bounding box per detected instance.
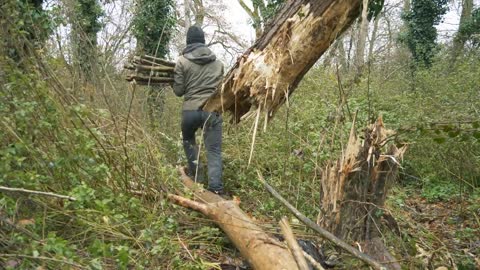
[433,137,446,144]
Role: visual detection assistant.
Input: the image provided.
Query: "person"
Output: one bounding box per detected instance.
[173,26,225,195]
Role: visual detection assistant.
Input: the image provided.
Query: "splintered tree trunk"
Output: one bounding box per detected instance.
[318,117,406,269]
[203,0,362,122]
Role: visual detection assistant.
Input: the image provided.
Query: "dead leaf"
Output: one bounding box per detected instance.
[17,219,35,227]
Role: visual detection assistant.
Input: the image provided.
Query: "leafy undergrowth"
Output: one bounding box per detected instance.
[2,40,480,269]
[385,186,480,269]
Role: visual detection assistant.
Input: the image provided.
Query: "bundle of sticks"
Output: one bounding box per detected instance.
[124,55,175,85]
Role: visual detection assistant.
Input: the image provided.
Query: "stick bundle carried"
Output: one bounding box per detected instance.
[124,55,175,85]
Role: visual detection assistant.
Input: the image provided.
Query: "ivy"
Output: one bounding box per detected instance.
[70,0,104,81]
[457,7,480,48]
[400,0,448,67]
[131,0,176,57]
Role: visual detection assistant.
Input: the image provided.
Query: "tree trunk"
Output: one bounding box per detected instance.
[355,0,369,74]
[204,0,362,123]
[368,12,381,63]
[169,168,300,270]
[318,117,406,269]
[184,0,192,31]
[450,0,474,63]
[238,0,264,39]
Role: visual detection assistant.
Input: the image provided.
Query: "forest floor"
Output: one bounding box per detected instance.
[387,188,480,269]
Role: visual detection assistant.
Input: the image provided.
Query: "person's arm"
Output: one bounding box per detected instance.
[173,59,185,97]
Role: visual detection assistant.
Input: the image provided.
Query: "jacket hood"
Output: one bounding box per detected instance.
[182,43,216,65]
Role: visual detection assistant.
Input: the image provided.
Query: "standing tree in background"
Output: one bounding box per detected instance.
[2,0,51,64]
[132,0,176,128]
[400,0,448,68]
[70,0,103,86]
[450,0,475,63]
[238,0,285,39]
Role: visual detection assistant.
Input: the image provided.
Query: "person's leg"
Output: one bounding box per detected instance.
[203,112,223,192]
[181,110,204,182]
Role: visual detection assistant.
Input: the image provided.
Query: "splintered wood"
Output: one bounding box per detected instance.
[203,0,362,123]
[124,55,175,85]
[318,117,406,269]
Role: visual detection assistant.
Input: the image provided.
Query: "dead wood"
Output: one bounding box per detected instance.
[169,167,300,270]
[0,186,76,201]
[125,75,173,84]
[203,0,362,122]
[141,54,175,67]
[124,64,174,73]
[318,116,406,269]
[280,217,310,270]
[258,172,386,270]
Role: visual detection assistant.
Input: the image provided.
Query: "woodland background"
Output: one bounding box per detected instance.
[0,0,479,269]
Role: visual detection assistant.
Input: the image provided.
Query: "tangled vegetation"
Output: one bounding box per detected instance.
[1,0,479,269]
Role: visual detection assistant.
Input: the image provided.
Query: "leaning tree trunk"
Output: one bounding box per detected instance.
[203,0,362,122]
[318,117,406,269]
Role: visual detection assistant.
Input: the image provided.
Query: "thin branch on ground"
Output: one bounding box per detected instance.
[258,170,386,270]
[0,186,76,201]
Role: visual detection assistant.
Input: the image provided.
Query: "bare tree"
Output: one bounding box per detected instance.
[173,0,249,64]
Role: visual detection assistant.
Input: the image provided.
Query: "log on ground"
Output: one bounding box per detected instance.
[168,168,300,270]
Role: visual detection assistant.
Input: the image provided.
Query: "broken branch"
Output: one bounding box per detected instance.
[257,171,386,270]
[280,217,310,270]
[0,186,76,201]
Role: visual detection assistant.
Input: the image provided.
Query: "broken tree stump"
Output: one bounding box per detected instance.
[168,168,300,270]
[203,0,362,122]
[318,116,406,269]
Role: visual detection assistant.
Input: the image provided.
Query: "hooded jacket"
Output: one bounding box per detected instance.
[173,44,224,111]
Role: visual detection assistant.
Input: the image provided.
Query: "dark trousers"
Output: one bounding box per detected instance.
[181,110,223,191]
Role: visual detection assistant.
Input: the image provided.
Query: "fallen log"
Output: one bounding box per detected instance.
[203,0,363,122]
[125,75,173,84]
[168,168,300,270]
[123,64,174,73]
[142,54,175,67]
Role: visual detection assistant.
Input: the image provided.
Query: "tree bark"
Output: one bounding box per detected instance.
[368,12,381,63]
[450,0,474,63]
[184,0,192,31]
[169,168,300,270]
[318,117,406,269]
[355,0,369,74]
[203,0,362,123]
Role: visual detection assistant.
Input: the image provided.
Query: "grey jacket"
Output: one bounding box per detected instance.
[173,44,224,110]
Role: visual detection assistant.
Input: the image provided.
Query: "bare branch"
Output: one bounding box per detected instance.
[257,171,386,270]
[0,186,76,201]
[280,217,310,270]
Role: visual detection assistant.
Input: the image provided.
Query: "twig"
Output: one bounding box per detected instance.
[0,186,76,201]
[177,233,195,260]
[302,251,326,270]
[279,217,310,270]
[257,171,386,270]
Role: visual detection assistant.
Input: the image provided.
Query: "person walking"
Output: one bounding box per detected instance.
[173,26,225,195]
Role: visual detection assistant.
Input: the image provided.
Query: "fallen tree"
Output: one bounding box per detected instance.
[168,168,299,270]
[203,0,362,122]
[169,168,385,270]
